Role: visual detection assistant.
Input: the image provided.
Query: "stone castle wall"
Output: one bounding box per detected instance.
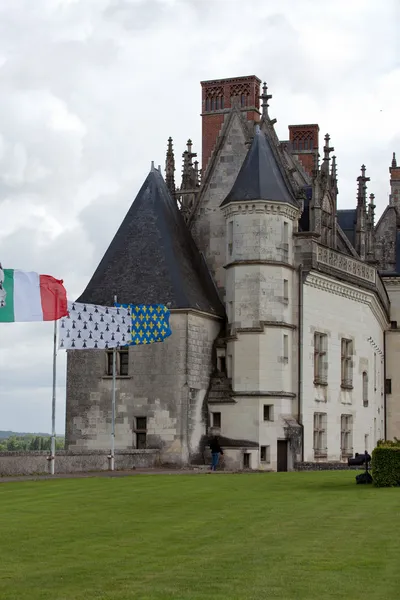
[0,449,159,477]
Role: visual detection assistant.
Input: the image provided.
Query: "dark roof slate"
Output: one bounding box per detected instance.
[221,128,297,207]
[337,209,356,247]
[78,168,225,317]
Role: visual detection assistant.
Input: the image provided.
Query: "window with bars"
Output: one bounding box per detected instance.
[314,333,328,385]
[341,414,353,456]
[313,412,327,456]
[341,338,353,388]
[362,372,368,407]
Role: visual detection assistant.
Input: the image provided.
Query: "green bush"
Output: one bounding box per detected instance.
[372,446,400,487]
[376,438,400,448]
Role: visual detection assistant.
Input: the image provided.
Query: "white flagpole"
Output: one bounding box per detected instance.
[50,316,57,475]
[110,294,118,471]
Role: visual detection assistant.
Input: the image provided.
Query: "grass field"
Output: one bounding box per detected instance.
[0,471,399,600]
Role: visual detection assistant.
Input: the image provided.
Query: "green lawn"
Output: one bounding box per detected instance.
[0,471,399,600]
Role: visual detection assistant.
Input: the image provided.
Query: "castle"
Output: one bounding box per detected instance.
[65,75,400,471]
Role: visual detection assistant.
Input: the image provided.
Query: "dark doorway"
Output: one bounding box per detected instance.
[277,440,288,472]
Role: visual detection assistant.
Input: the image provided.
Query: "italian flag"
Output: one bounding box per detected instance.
[0,269,68,323]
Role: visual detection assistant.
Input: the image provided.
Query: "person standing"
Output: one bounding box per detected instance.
[209,435,224,471]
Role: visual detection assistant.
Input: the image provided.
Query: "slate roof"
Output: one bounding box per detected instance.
[337,209,356,247]
[221,128,297,207]
[77,167,225,317]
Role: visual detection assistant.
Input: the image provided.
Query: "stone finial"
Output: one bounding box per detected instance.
[392,152,397,168]
[165,137,176,196]
[321,134,334,172]
[357,164,370,206]
[368,193,376,226]
[259,82,272,118]
[181,139,198,191]
[331,155,337,179]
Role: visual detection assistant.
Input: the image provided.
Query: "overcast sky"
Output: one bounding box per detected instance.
[0,0,399,434]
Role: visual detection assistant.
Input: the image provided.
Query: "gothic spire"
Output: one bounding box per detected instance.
[357,164,370,206]
[331,155,337,180]
[322,133,334,173]
[392,152,397,168]
[259,82,272,118]
[368,193,376,224]
[165,137,175,197]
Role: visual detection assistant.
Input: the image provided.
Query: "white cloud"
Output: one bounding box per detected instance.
[0,0,398,432]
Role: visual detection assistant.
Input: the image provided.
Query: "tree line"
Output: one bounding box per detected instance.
[0,434,65,452]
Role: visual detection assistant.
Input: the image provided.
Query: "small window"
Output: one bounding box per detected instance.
[313,412,327,455]
[135,417,147,449]
[385,379,392,394]
[283,335,289,361]
[341,414,353,456]
[260,446,270,463]
[220,96,224,109]
[283,222,289,244]
[240,94,246,107]
[263,405,273,421]
[106,349,129,376]
[205,98,210,111]
[341,338,353,388]
[106,351,114,376]
[219,356,226,374]
[243,453,250,468]
[314,332,328,385]
[215,96,220,110]
[136,417,147,430]
[212,412,221,428]
[283,279,289,302]
[390,321,397,329]
[228,221,233,256]
[211,98,215,111]
[362,372,368,407]
[120,350,129,376]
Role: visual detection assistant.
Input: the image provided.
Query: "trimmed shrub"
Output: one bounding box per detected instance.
[372,446,400,487]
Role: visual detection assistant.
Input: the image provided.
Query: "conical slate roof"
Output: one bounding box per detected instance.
[221,128,297,206]
[78,167,225,317]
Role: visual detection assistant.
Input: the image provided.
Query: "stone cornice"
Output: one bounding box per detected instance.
[381,276,400,287]
[221,200,299,221]
[232,391,296,398]
[305,272,389,330]
[226,320,296,341]
[224,259,295,270]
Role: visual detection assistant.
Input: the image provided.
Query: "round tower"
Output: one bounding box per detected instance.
[219,127,301,471]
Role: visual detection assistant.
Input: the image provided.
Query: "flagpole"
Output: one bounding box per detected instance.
[110,294,118,471]
[50,316,57,475]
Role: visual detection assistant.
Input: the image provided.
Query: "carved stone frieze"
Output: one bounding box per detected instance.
[316,245,376,284]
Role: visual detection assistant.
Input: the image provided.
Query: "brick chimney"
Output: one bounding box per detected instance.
[288,124,319,177]
[201,75,261,173]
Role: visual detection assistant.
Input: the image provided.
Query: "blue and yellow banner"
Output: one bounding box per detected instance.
[115,303,171,345]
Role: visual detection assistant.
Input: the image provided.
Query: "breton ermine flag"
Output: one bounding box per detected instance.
[58,301,130,350]
[0,267,68,323]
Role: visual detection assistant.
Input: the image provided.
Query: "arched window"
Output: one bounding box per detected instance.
[363,371,368,407]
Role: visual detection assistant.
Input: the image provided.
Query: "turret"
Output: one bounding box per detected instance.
[220,122,300,470]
